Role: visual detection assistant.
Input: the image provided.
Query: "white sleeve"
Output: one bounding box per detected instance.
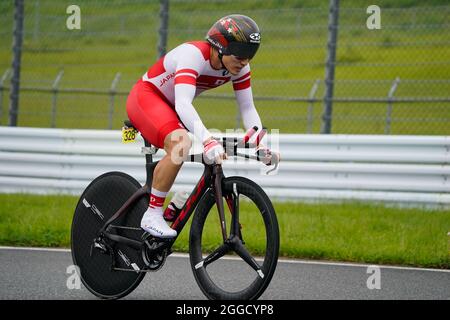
[234,88,267,146]
[235,88,262,132]
[173,45,211,144]
[174,84,211,144]
[233,65,266,145]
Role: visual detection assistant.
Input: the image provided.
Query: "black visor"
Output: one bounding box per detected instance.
[225,42,259,60]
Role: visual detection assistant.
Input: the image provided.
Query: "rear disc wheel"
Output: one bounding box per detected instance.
[71,172,148,299]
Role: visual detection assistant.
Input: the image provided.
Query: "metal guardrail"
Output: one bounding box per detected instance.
[0,126,449,208]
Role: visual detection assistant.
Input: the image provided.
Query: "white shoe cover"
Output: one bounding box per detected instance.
[141,207,177,238]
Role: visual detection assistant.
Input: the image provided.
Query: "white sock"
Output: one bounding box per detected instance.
[149,188,168,212]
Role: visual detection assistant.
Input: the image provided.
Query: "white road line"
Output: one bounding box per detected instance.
[170,252,450,273]
[1,246,448,273]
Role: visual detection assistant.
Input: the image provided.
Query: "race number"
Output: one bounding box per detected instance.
[122,126,138,143]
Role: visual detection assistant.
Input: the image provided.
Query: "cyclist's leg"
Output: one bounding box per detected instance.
[152,129,191,192]
[126,80,191,192]
[142,133,191,237]
[126,79,184,149]
[126,80,190,237]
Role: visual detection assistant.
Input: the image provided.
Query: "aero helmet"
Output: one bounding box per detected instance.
[206,14,261,60]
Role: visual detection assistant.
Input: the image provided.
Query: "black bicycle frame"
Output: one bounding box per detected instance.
[98,139,225,252]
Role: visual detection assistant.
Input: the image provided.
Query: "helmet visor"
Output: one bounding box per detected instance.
[226,42,260,60]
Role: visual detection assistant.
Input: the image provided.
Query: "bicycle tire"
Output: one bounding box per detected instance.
[71,171,148,299]
[189,176,279,300]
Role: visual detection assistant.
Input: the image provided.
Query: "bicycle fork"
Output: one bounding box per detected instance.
[211,165,263,278]
[213,164,227,242]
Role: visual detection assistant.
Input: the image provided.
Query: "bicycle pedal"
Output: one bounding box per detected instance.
[155,237,174,243]
[142,232,173,244]
[141,232,151,240]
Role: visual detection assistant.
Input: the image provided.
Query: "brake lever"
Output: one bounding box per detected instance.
[266,158,279,175]
[265,152,280,175]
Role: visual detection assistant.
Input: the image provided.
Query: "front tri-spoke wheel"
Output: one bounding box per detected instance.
[189,176,279,300]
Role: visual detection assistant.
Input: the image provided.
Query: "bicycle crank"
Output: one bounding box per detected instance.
[141,234,170,271]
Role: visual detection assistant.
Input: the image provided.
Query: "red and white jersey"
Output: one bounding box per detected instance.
[142,41,251,104]
[141,41,262,144]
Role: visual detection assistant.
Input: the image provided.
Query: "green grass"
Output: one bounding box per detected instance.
[0,194,75,247]
[0,193,448,268]
[0,1,449,134]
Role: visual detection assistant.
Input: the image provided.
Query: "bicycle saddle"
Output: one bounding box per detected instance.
[124,119,137,130]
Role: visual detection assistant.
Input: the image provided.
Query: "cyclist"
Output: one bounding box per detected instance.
[126,14,277,238]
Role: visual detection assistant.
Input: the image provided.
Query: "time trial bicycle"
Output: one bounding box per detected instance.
[71,120,280,300]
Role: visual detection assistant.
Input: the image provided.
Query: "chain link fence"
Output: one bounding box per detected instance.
[0,0,449,134]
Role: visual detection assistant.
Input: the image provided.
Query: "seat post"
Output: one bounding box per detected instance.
[144,138,154,189]
[144,138,153,163]
[124,119,155,190]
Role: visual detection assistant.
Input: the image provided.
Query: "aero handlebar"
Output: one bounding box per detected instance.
[212,126,280,174]
[141,126,280,174]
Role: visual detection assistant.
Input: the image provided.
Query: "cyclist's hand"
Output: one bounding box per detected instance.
[256,145,280,166]
[203,138,227,164]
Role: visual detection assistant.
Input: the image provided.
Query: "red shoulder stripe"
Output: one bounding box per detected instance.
[175,76,196,86]
[233,79,251,91]
[233,71,251,83]
[176,68,199,77]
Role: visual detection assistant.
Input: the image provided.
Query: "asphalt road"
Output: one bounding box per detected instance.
[0,247,448,300]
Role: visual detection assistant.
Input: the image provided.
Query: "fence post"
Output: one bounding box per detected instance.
[51,70,64,128]
[108,72,121,129]
[0,69,12,125]
[307,79,320,133]
[9,0,25,127]
[321,0,340,134]
[157,0,170,59]
[385,77,400,134]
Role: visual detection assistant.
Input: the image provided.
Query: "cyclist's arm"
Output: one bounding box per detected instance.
[232,66,267,146]
[174,83,211,144]
[173,46,211,144]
